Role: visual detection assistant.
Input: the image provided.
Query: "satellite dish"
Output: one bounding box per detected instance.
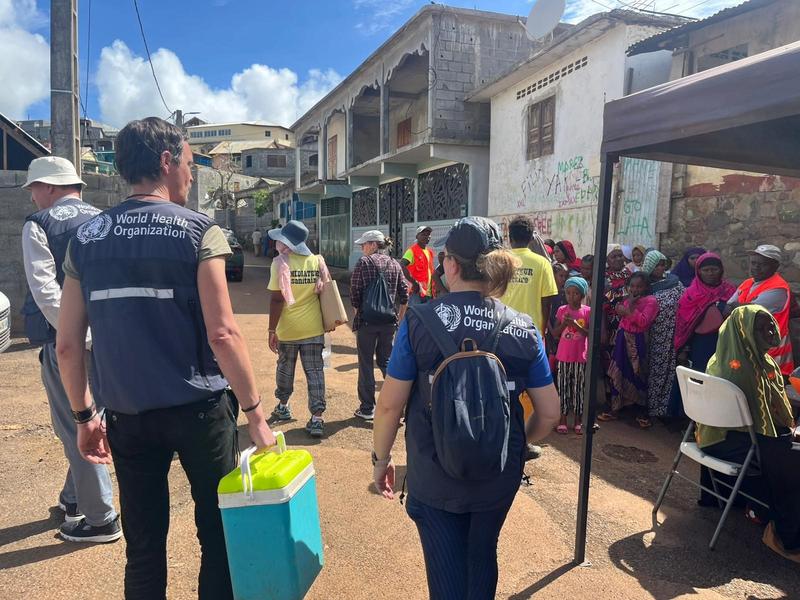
[525,0,566,41]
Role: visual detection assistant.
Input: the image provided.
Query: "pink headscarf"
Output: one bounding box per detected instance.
[673,252,736,350]
[274,241,330,306]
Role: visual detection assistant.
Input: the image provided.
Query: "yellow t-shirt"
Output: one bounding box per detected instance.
[500,247,558,334]
[268,254,324,342]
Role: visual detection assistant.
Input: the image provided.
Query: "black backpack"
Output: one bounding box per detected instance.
[411,304,513,480]
[360,257,396,325]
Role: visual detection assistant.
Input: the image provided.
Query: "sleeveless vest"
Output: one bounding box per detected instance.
[22,197,101,345]
[69,198,228,414]
[407,243,433,297]
[404,293,544,512]
[737,274,794,375]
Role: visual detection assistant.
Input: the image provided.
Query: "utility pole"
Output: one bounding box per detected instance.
[50,0,81,175]
[175,109,183,128]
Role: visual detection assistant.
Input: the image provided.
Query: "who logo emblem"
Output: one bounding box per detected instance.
[77,214,113,244]
[435,304,461,332]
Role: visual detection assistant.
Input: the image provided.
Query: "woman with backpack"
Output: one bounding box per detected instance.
[350,231,409,421]
[371,217,560,599]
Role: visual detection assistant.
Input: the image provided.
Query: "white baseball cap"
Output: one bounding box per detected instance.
[23,156,86,189]
[749,244,782,262]
[354,230,386,245]
[416,225,432,235]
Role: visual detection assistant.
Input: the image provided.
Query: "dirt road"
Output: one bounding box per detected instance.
[0,255,795,599]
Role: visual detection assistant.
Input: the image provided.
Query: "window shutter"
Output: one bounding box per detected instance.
[541,97,555,156]
[527,103,541,160]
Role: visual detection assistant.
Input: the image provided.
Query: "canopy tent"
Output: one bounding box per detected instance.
[574,40,800,563]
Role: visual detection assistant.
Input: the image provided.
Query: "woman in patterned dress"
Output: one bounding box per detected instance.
[641,250,684,427]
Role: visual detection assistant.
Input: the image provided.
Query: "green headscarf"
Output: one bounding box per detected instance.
[641,250,666,276]
[697,305,794,448]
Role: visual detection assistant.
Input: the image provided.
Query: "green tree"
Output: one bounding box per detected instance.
[253,189,272,218]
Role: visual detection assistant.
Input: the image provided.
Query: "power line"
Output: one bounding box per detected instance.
[132,0,173,115]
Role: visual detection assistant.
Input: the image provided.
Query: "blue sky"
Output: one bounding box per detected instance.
[0,0,743,128]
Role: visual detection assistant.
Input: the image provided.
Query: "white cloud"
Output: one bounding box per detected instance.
[0,0,49,118]
[95,40,342,128]
[353,0,415,35]
[561,0,745,24]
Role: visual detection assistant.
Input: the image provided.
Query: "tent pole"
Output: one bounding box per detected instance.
[574,154,616,565]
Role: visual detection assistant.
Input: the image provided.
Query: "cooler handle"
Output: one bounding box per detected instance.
[239,431,287,499]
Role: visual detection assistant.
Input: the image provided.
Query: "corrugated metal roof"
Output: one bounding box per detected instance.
[627,0,780,56]
[207,140,294,155]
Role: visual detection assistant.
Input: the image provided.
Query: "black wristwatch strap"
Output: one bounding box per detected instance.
[72,403,97,424]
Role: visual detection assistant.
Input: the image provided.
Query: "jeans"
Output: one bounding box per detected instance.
[40,343,116,526]
[107,392,239,600]
[356,323,395,413]
[406,495,514,600]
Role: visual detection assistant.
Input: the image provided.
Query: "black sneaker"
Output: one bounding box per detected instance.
[305,418,324,438]
[271,403,293,421]
[58,498,84,523]
[525,444,543,461]
[59,516,122,543]
[354,409,374,421]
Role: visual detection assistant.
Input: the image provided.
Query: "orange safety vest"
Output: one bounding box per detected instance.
[737,273,795,375]
[407,243,434,297]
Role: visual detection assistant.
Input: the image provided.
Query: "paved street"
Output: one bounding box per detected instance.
[0,256,795,599]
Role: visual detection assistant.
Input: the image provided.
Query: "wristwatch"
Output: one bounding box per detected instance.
[371,450,391,467]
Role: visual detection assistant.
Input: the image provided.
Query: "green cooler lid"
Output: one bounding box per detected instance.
[218,436,313,495]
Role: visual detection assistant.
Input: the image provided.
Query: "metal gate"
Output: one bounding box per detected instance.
[379,178,415,257]
[319,197,350,268]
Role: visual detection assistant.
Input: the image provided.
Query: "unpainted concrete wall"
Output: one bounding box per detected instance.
[0,171,129,335]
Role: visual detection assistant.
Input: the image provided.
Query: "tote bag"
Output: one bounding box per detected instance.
[317,255,348,331]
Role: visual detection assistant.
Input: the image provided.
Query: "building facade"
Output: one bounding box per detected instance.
[291,6,546,268]
[187,122,295,153]
[628,0,800,285]
[471,10,685,256]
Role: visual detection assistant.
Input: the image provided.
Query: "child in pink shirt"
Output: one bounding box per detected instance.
[553,277,591,434]
[608,272,659,421]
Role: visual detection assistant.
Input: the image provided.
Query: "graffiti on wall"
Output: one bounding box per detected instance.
[615,158,660,248]
[518,155,600,211]
[498,207,596,255]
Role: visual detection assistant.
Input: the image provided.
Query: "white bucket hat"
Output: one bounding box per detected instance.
[23,156,86,189]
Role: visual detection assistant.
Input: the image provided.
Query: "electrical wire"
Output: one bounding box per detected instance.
[132,0,173,115]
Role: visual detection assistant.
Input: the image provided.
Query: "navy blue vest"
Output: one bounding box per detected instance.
[69,198,228,414]
[22,197,101,345]
[405,292,544,512]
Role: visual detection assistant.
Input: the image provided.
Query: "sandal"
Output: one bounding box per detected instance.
[574,423,583,435]
[596,412,617,422]
[556,424,568,434]
[636,416,653,429]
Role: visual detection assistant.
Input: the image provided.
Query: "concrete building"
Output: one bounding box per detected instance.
[241,143,317,182]
[187,122,295,153]
[469,9,687,255]
[628,0,800,285]
[18,118,118,152]
[291,5,550,268]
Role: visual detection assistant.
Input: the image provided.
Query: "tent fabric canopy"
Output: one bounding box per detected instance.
[601,40,800,177]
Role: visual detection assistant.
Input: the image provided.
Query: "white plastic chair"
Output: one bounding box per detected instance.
[652,366,769,550]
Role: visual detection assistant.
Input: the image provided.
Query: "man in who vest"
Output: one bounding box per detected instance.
[57,117,276,600]
[401,225,434,305]
[21,156,121,543]
[727,244,795,377]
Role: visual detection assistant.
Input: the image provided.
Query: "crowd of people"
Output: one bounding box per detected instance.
[17,115,799,600]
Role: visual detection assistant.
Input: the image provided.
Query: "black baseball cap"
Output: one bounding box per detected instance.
[435,217,503,259]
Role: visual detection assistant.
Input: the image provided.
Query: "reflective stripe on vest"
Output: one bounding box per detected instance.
[737,274,795,375]
[408,243,433,297]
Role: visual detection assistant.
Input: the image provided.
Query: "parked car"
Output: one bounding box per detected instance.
[222,228,244,282]
[0,291,10,353]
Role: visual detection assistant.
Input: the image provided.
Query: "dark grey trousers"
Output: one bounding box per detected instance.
[356,323,395,413]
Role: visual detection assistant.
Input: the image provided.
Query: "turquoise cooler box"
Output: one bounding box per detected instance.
[218,432,324,600]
